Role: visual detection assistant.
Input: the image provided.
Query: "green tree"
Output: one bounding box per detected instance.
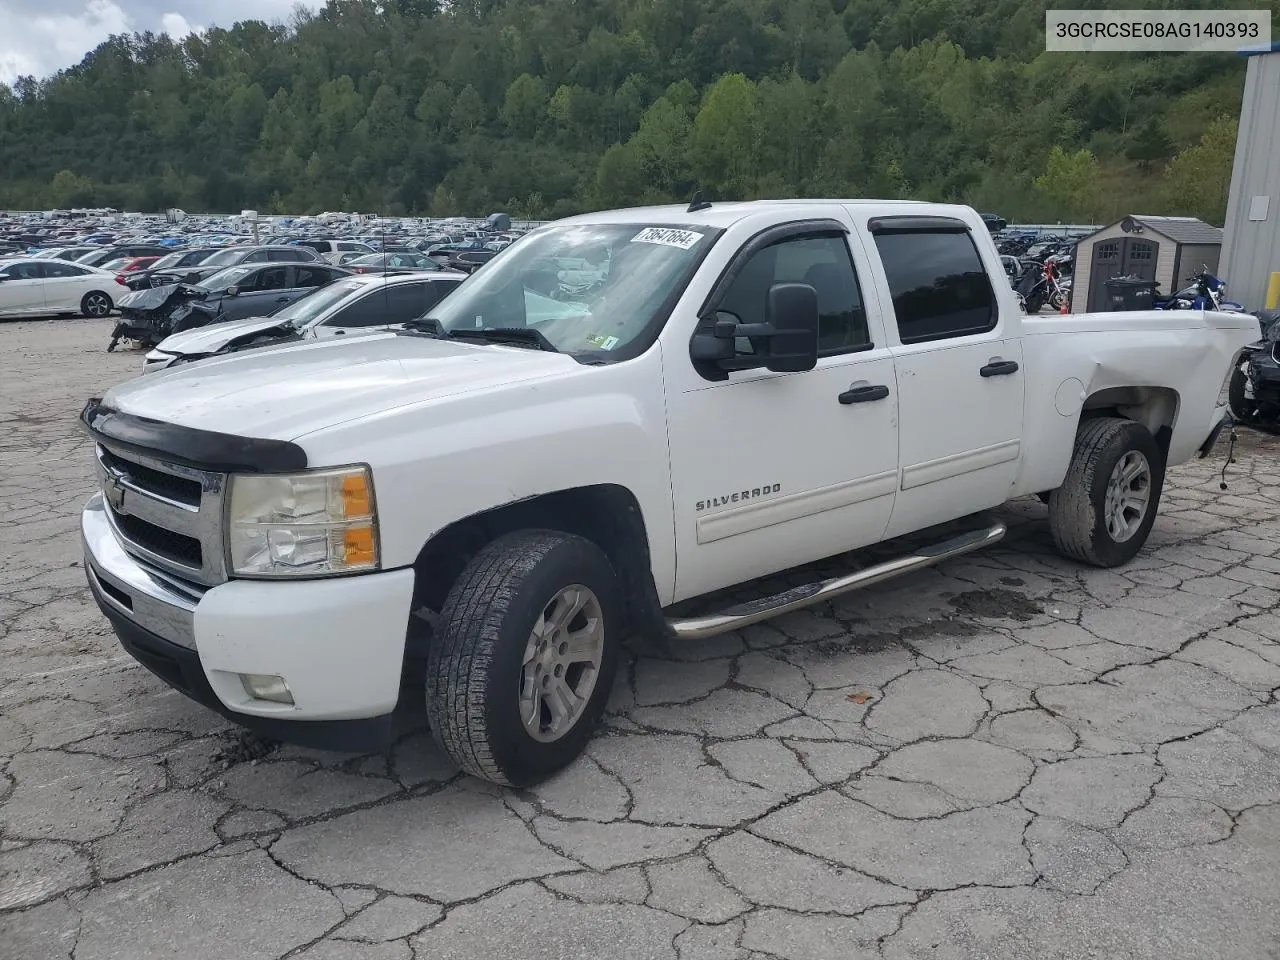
[1033,146,1100,221]
[48,169,96,207]
[1161,115,1237,225]
[501,73,548,138]
[628,97,692,192]
[1126,118,1173,172]
[450,84,485,135]
[691,73,759,197]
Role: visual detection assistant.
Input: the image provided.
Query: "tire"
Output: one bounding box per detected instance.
[1228,364,1259,424]
[425,530,621,786]
[1048,417,1164,568]
[80,291,113,318]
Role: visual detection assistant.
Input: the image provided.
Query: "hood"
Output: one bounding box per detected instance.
[102,331,582,442]
[154,314,293,356]
[118,283,206,311]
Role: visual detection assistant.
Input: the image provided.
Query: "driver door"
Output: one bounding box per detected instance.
[664,222,900,601]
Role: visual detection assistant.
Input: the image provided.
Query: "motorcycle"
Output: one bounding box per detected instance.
[1015,252,1073,313]
[1227,311,1280,431]
[108,283,211,351]
[1153,267,1247,313]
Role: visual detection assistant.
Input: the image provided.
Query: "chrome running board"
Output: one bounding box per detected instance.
[665,521,1007,640]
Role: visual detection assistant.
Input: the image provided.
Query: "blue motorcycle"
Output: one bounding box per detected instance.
[1153,267,1246,312]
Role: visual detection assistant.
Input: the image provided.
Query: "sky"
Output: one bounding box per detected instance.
[0,0,326,86]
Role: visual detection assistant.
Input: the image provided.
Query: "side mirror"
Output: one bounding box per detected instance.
[690,283,820,377]
[226,286,239,297]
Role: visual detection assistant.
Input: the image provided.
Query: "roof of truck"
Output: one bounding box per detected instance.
[556,198,953,231]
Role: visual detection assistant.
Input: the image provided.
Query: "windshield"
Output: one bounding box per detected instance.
[427,222,716,358]
[203,248,248,267]
[150,251,191,270]
[274,279,364,328]
[200,265,257,292]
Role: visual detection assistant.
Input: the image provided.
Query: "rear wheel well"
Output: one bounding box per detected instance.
[411,485,664,638]
[1080,385,1177,461]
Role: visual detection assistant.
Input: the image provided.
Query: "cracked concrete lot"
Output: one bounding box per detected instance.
[4,316,1280,960]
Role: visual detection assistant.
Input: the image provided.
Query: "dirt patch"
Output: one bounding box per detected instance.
[947,588,1042,622]
[211,730,280,769]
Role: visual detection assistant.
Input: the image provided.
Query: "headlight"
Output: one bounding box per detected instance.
[228,466,379,578]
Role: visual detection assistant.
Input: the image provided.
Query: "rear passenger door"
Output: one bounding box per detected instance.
[863,215,1025,538]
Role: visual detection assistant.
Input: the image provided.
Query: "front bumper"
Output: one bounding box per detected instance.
[82,494,416,750]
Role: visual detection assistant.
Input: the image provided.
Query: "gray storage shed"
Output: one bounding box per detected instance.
[1221,42,1280,311]
[1072,215,1222,312]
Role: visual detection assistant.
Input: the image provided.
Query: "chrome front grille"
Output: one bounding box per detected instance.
[95,442,228,586]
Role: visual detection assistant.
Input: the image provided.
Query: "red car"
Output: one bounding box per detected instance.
[101,256,162,285]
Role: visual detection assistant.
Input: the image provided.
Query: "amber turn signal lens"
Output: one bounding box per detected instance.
[341,474,372,518]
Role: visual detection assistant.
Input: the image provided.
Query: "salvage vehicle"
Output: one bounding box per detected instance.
[108,263,350,350]
[80,200,1253,786]
[141,271,467,372]
[1228,311,1280,430]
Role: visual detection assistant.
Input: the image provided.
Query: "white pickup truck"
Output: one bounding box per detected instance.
[80,199,1253,786]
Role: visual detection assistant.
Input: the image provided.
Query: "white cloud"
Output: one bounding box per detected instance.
[0,1,322,87]
[160,11,199,39]
[0,0,132,85]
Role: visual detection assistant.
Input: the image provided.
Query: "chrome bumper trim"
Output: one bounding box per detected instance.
[82,493,204,649]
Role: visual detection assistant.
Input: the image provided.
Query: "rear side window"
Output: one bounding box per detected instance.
[872,231,996,344]
[44,261,89,278]
[329,283,431,327]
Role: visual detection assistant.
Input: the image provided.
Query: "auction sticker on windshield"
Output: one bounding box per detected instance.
[631,227,704,249]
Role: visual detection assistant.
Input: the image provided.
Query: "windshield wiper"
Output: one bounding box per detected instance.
[444,327,560,353]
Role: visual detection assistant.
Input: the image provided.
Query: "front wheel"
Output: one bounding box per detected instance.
[81,291,113,318]
[425,530,621,786]
[1048,417,1164,568]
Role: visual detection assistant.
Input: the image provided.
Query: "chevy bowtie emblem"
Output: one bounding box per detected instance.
[104,475,127,514]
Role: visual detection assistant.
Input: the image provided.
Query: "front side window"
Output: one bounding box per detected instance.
[425,222,717,360]
[200,265,257,292]
[873,230,996,344]
[711,233,870,356]
[0,261,43,280]
[246,266,289,291]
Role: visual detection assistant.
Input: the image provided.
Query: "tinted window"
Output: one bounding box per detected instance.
[44,261,89,278]
[300,241,329,253]
[295,266,337,288]
[332,282,433,327]
[873,231,996,344]
[714,234,870,356]
[245,266,289,291]
[0,261,43,279]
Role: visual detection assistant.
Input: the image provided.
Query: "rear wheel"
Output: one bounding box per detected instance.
[1048,417,1164,568]
[425,530,621,786]
[80,291,113,318]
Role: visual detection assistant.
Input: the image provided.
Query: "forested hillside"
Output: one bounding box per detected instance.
[0,0,1274,222]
